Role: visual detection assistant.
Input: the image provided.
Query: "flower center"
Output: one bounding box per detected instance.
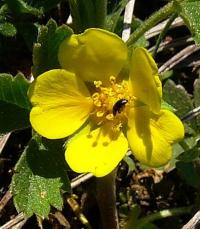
[91,76,133,132]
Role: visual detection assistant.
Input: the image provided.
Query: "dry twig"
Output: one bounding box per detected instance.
[0,133,11,154]
[181,106,200,122]
[0,191,12,213]
[158,44,200,73]
[71,173,93,189]
[0,213,26,229]
[145,17,184,39]
[182,210,200,229]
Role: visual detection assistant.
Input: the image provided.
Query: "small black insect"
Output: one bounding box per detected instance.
[112,99,128,116]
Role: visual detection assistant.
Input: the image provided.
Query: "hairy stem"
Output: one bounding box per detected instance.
[96,169,119,229]
[126,1,180,46]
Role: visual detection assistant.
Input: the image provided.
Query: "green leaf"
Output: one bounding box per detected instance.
[130,18,149,48]
[0,73,31,110]
[105,0,128,32]
[25,0,63,13]
[124,204,140,229]
[160,70,173,81]
[11,137,71,217]
[163,79,197,132]
[177,148,200,162]
[110,16,148,47]
[161,100,176,112]
[123,155,135,176]
[32,19,73,77]
[0,4,9,22]
[177,0,200,44]
[194,78,200,127]
[0,102,30,133]
[69,0,107,33]
[0,22,16,37]
[176,161,200,187]
[163,79,193,117]
[0,73,31,133]
[177,138,200,162]
[5,0,43,16]
[165,143,184,171]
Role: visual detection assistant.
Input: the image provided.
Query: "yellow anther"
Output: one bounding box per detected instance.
[106,113,114,121]
[94,80,102,88]
[92,92,99,99]
[109,76,116,84]
[108,89,115,97]
[94,100,102,107]
[91,78,130,129]
[96,111,105,117]
[101,87,109,95]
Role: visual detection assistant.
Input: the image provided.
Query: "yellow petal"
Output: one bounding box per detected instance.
[58,28,128,84]
[129,47,161,113]
[127,106,184,167]
[29,69,93,139]
[66,123,128,177]
[152,109,184,144]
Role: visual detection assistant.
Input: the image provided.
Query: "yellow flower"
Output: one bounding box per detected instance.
[29,28,184,177]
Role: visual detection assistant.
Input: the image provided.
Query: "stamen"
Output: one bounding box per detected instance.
[94,80,102,88]
[94,100,102,107]
[96,111,105,117]
[92,92,99,99]
[91,77,131,129]
[106,114,114,121]
[109,76,116,84]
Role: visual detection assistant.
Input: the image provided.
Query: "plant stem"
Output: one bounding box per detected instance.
[153,13,177,57]
[96,169,119,229]
[126,1,176,46]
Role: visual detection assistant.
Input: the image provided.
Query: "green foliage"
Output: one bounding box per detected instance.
[106,2,148,48]
[177,147,200,162]
[0,73,30,109]
[69,0,107,33]
[176,161,200,187]
[105,0,128,32]
[163,79,193,118]
[176,0,200,44]
[130,18,149,48]
[123,155,136,176]
[162,78,200,173]
[160,70,174,81]
[32,19,73,77]
[5,0,43,17]
[0,22,16,37]
[0,73,31,133]
[194,77,200,127]
[161,100,176,112]
[25,0,64,13]
[11,137,71,217]
[4,0,61,16]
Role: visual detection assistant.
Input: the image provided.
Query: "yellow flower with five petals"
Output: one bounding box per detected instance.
[29,28,184,177]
